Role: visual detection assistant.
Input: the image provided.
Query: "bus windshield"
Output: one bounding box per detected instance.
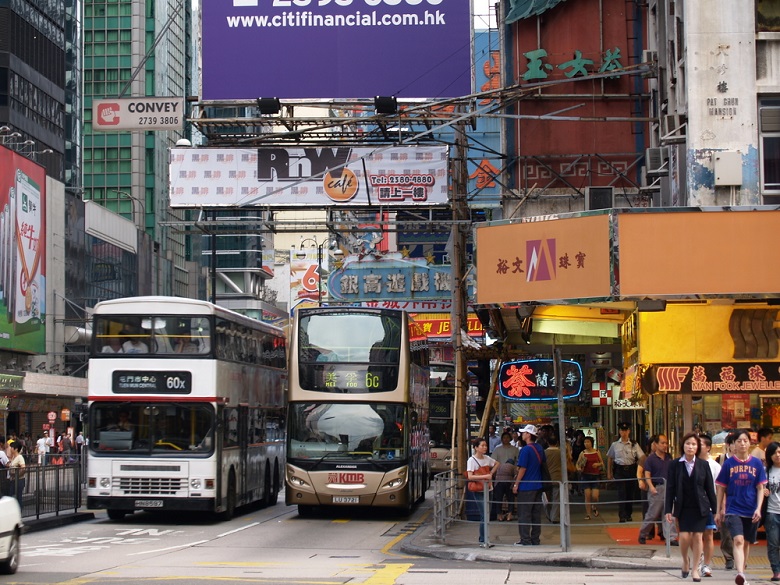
[92,315,211,356]
[287,402,406,461]
[89,402,215,454]
[298,311,402,393]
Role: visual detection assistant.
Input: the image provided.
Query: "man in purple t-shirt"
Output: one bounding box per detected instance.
[715,429,767,585]
[639,435,678,544]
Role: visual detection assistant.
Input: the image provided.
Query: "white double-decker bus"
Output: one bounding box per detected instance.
[285,307,429,516]
[86,296,286,520]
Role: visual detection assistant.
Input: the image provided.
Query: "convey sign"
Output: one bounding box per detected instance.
[92,97,184,131]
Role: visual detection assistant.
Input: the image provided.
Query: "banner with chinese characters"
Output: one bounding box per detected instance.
[0,146,46,353]
[328,255,459,303]
[475,214,611,304]
[498,359,583,401]
[642,363,780,394]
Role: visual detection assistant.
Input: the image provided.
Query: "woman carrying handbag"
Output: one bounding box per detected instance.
[466,438,500,546]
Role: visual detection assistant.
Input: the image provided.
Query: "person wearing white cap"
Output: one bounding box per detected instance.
[512,424,545,546]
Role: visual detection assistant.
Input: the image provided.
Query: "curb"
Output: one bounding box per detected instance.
[22,512,96,534]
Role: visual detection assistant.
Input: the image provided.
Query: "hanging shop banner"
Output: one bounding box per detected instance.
[642,362,780,394]
[475,214,612,304]
[499,359,583,401]
[0,146,46,354]
[200,0,471,100]
[289,249,331,314]
[169,146,449,207]
[409,312,483,339]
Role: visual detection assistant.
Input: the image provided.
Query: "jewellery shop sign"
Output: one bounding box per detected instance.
[643,362,780,394]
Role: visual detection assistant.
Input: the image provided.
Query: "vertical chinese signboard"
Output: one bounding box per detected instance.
[0,146,46,353]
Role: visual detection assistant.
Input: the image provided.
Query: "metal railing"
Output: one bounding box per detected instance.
[431,471,672,555]
[5,458,83,520]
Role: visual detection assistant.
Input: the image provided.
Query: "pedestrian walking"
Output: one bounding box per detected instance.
[35,434,48,465]
[491,432,519,522]
[512,424,545,546]
[0,437,8,496]
[698,434,722,578]
[718,431,737,570]
[665,432,717,582]
[466,438,499,546]
[715,428,767,585]
[752,428,774,464]
[639,434,678,545]
[607,422,645,522]
[544,433,563,523]
[6,439,25,510]
[762,441,780,581]
[575,435,603,519]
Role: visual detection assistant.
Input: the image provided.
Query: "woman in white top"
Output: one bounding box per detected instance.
[763,441,780,582]
[6,440,25,509]
[467,438,500,546]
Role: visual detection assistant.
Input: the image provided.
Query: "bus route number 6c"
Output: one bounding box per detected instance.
[365,373,380,389]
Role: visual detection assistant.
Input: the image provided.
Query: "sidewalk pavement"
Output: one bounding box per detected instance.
[400,499,775,582]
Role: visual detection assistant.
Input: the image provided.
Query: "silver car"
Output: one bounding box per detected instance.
[0,496,22,574]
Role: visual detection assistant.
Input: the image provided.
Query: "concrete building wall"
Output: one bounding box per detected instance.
[685,0,760,205]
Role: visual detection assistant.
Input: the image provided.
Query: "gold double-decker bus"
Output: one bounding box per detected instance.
[285,307,429,516]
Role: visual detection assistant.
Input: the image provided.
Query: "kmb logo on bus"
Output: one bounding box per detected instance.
[328,472,365,484]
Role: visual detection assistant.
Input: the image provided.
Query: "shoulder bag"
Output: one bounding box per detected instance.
[531,443,553,497]
[466,457,494,492]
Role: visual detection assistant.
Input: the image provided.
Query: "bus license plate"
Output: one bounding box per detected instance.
[135,499,163,508]
[333,496,359,504]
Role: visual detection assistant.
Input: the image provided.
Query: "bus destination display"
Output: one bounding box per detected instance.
[112,371,192,394]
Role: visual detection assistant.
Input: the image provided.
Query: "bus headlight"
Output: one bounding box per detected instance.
[100,477,111,488]
[382,477,405,489]
[190,478,202,490]
[289,475,309,487]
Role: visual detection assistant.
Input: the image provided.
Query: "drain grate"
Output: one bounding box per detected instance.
[601,548,656,558]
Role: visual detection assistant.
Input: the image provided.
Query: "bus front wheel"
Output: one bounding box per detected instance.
[107,509,126,520]
[297,505,315,518]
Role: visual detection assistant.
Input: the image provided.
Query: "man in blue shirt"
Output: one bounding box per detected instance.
[512,424,545,546]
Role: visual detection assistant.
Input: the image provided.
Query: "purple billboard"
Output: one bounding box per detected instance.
[201,0,472,100]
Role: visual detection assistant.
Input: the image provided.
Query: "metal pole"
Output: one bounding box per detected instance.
[210,210,217,305]
[317,243,322,306]
[554,346,571,551]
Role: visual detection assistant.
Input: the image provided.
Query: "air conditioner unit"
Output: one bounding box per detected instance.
[585,187,614,211]
[645,146,669,177]
[661,114,687,143]
[641,51,658,78]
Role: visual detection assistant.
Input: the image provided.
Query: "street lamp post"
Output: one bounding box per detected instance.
[112,189,145,228]
[296,236,343,306]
